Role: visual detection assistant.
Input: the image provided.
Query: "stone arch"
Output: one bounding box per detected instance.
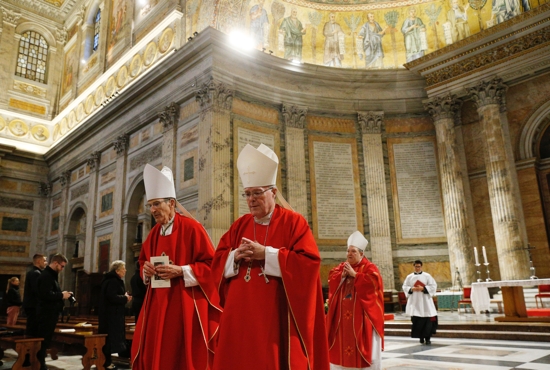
[64,202,88,293]
[14,22,56,47]
[519,99,550,160]
[82,0,105,60]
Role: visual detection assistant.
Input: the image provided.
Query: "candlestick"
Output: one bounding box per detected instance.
[474,247,479,265]
[482,246,488,265]
[475,263,482,282]
[484,262,492,282]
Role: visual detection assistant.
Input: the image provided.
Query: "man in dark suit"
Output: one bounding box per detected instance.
[23,254,47,336]
[36,254,72,370]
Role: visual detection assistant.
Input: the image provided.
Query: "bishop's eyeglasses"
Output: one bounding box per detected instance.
[241,187,273,199]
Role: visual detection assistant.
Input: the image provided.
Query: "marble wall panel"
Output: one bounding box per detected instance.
[180,149,198,188]
[0,179,18,190]
[0,197,34,210]
[129,144,162,171]
[180,125,198,149]
[20,183,36,194]
[52,194,61,210]
[99,188,115,218]
[0,240,28,256]
[518,167,550,277]
[307,116,355,133]
[70,183,89,200]
[398,261,451,287]
[0,212,32,236]
[180,101,199,122]
[385,117,434,133]
[101,170,117,185]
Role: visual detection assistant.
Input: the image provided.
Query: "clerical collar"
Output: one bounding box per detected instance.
[414,271,423,275]
[254,211,273,225]
[161,215,175,236]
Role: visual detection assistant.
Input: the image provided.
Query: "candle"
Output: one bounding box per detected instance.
[474,247,479,265]
[482,246,488,264]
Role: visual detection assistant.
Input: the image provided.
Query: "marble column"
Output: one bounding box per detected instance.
[358,111,395,290]
[58,170,71,251]
[111,135,129,262]
[425,95,478,286]
[84,152,100,272]
[0,7,21,107]
[468,78,530,280]
[282,103,308,218]
[195,78,233,245]
[160,102,180,170]
[37,182,52,253]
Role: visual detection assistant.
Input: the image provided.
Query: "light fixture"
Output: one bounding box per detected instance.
[193,32,198,37]
[188,37,193,41]
[268,50,273,55]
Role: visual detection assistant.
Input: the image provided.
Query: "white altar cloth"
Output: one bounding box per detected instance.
[471,278,550,313]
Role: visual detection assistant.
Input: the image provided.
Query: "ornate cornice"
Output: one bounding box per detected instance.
[74,3,86,26]
[60,170,71,187]
[358,111,384,134]
[468,77,508,112]
[158,102,180,132]
[87,151,100,171]
[113,134,129,157]
[282,103,307,129]
[424,95,463,124]
[195,78,234,112]
[7,0,78,20]
[38,181,51,197]
[1,7,22,26]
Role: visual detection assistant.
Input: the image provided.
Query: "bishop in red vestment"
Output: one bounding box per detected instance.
[131,164,221,370]
[326,231,385,370]
[211,144,329,370]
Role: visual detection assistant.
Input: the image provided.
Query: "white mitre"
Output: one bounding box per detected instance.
[144,164,176,200]
[347,231,368,252]
[237,143,278,188]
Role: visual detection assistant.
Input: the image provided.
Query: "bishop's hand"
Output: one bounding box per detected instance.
[240,237,266,261]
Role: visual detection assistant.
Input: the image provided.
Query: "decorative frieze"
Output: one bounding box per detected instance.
[113,134,129,157]
[358,111,384,134]
[195,78,234,112]
[424,95,463,124]
[70,183,89,200]
[0,196,34,210]
[158,102,180,132]
[130,144,162,171]
[87,151,100,171]
[468,77,508,112]
[282,104,307,129]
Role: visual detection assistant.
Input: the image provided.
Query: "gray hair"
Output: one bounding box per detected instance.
[110,260,126,272]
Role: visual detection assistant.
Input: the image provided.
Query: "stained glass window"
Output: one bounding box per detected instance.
[15,31,49,84]
[93,9,101,52]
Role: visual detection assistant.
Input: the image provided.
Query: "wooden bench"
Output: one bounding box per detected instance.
[0,334,43,370]
[50,331,107,370]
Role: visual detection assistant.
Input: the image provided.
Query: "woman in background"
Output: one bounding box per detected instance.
[6,277,22,325]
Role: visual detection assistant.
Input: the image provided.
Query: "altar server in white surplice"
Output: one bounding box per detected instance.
[402,259,438,345]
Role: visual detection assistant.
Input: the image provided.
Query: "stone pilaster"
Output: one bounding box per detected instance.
[0,7,20,108]
[468,78,530,280]
[358,111,395,290]
[159,102,180,170]
[58,170,71,259]
[111,135,128,262]
[425,95,478,286]
[84,151,100,271]
[282,103,308,217]
[195,78,233,244]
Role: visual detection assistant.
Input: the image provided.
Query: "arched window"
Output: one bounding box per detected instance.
[16,31,49,84]
[93,8,101,52]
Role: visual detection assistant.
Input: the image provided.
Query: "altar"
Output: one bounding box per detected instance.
[434,291,462,310]
[471,278,550,322]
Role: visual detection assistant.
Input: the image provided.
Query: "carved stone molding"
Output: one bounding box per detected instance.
[424,95,463,124]
[87,151,100,171]
[55,27,67,44]
[158,102,180,132]
[358,111,384,134]
[38,182,51,197]
[281,104,308,129]
[75,4,87,26]
[1,7,21,26]
[113,134,129,157]
[195,78,234,112]
[468,77,508,112]
[60,170,71,187]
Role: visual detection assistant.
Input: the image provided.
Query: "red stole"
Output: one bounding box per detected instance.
[211,205,329,370]
[131,213,221,370]
[326,257,385,367]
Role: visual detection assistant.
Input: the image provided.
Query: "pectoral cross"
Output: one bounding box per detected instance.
[259,266,269,283]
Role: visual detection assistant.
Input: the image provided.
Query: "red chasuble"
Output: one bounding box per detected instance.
[131,213,221,370]
[326,257,385,368]
[211,205,329,370]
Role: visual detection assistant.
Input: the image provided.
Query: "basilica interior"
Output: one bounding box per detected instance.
[1,0,550,309]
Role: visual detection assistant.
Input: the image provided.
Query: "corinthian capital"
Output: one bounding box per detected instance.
[75,4,87,26]
[468,77,508,112]
[60,171,71,187]
[195,78,233,111]
[113,134,129,157]
[38,182,52,197]
[1,7,21,26]
[424,95,463,124]
[281,104,307,129]
[87,151,101,171]
[55,27,67,44]
[358,111,384,134]
[158,102,180,132]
